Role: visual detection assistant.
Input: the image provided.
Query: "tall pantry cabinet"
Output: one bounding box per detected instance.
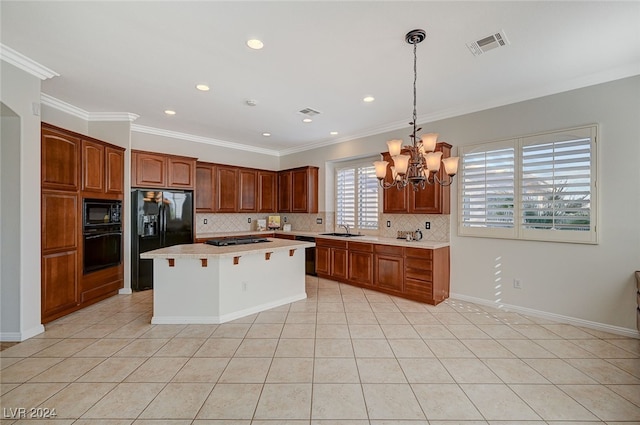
[41,123,125,323]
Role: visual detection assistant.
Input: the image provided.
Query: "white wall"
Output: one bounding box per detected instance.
[282,75,640,333]
[0,61,45,340]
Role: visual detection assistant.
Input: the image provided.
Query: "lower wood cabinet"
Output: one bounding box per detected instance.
[348,242,373,286]
[316,238,347,279]
[42,250,79,320]
[374,244,404,292]
[316,237,450,305]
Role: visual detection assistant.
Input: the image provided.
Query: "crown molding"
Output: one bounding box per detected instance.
[130,124,280,157]
[89,112,139,122]
[41,93,89,120]
[41,94,139,122]
[0,44,59,80]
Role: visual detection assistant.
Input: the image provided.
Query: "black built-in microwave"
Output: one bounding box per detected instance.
[83,199,122,228]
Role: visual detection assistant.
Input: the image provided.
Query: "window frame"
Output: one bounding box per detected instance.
[457,125,598,244]
[335,157,380,233]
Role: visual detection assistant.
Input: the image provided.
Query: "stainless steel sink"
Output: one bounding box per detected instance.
[320,232,363,237]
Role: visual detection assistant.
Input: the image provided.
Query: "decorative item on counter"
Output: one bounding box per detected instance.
[257,219,267,231]
[268,215,281,229]
[414,229,423,241]
[397,230,422,241]
[283,224,292,232]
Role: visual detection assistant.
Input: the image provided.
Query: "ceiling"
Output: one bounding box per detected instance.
[2,1,639,156]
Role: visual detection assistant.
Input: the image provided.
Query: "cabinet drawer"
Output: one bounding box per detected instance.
[405,278,433,299]
[374,244,403,256]
[348,241,373,253]
[405,257,433,271]
[405,247,433,259]
[406,268,433,282]
[316,238,348,249]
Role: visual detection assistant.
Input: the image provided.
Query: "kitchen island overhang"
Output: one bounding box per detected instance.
[141,238,315,324]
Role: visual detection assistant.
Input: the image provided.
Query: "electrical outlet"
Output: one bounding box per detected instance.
[248,218,251,223]
[203,218,208,224]
[284,216,288,223]
[386,220,391,228]
[425,221,431,229]
[316,218,323,224]
[242,282,248,291]
[513,279,522,289]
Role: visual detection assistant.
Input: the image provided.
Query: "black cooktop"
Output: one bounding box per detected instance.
[205,237,271,247]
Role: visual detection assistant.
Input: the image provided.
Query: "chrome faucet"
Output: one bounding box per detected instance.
[340,223,350,235]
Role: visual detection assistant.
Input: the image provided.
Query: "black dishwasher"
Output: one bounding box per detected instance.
[294,235,316,276]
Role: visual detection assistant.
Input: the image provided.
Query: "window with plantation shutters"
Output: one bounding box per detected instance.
[460,141,516,238]
[336,160,379,231]
[458,125,597,244]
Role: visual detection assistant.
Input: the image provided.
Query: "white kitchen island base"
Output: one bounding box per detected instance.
[141,239,314,324]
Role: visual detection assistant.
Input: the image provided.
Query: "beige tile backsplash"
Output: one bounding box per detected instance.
[196,212,449,242]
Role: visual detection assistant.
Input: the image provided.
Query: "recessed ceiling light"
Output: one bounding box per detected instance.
[262,132,271,137]
[196,84,210,91]
[164,110,176,115]
[363,96,375,103]
[330,131,338,136]
[247,39,264,50]
[302,118,313,123]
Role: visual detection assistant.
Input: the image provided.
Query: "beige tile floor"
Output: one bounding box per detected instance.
[1,276,639,424]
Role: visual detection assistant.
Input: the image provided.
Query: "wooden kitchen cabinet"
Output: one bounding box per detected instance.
[315,238,347,280]
[132,151,166,187]
[316,235,450,305]
[348,241,374,286]
[215,165,239,212]
[41,191,80,322]
[132,150,196,189]
[105,147,124,194]
[196,162,215,212]
[82,140,125,195]
[238,169,258,212]
[258,171,277,213]
[381,142,451,214]
[374,244,404,293]
[42,124,80,191]
[41,123,125,323]
[278,166,318,213]
[278,170,292,212]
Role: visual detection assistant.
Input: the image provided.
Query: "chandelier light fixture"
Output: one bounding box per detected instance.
[374,29,459,190]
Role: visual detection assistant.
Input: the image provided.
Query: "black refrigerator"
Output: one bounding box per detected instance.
[131,189,193,291]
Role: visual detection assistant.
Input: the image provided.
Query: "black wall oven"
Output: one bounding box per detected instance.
[83,199,122,274]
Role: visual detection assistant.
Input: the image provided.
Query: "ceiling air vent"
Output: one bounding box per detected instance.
[466,30,509,56]
[298,107,321,117]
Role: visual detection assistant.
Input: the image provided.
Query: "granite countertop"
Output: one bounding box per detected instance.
[140,238,315,259]
[196,230,449,250]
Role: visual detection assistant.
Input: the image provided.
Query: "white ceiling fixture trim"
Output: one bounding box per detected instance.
[131,124,281,157]
[0,44,59,80]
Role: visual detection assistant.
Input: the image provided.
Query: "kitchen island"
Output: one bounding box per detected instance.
[140,238,314,324]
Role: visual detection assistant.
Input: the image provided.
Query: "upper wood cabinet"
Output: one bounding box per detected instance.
[278,170,292,212]
[381,142,452,214]
[257,171,277,213]
[105,147,124,194]
[131,150,196,189]
[42,124,81,191]
[278,166,319,213]
[215,165,239,212]
[238,169,258,212]
[81,141,125,195]
[195,163,215,212]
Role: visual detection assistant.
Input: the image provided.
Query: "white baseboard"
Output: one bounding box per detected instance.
[450,292,640,339]
[119,288,132,295]
[0,324,45,342]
